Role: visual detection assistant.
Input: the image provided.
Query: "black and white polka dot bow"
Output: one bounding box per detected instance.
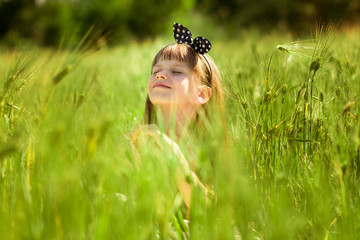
[173,22,212,55]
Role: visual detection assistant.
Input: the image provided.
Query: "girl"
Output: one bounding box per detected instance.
[129,22,225,208]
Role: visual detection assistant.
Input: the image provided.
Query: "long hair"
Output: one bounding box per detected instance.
[142,44,225,131]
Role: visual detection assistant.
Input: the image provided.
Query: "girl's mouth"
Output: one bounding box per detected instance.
[153,83,171,89]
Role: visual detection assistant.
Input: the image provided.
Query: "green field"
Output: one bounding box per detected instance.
[0,26,359,239]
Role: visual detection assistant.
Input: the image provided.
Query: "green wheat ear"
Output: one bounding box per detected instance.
[276,46,289,53]
[309,57,321,74]
[53,65,73,85]
[276,39,316,60]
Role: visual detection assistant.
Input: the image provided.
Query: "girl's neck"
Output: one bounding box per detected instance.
[156,104,198,141]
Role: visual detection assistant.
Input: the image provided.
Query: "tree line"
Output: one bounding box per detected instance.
[0,0,359,47]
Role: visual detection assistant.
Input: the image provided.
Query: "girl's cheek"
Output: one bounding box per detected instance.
[147,79,152,91]
[148,76,153,84]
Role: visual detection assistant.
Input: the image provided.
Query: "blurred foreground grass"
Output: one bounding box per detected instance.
[0,26,359,239]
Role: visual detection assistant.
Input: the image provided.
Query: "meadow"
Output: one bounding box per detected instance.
[0,25,359,239]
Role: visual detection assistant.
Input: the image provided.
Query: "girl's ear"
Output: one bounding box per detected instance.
[194,85,212,105]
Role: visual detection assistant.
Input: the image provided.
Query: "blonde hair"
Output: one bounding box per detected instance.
[142,44,224,129]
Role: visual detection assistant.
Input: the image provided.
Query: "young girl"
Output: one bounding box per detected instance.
[129,22,224,208]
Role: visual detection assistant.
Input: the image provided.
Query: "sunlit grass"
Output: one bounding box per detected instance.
[0,26,359,239]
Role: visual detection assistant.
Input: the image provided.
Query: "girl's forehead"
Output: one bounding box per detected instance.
[153,59,190,68]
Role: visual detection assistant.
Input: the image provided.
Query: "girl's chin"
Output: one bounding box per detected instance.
[149,94,191,107]
[150,99,183,107]
[149,95,174,105]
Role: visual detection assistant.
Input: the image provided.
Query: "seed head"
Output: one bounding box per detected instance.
[53,65,73,85]
[309,57,321,74]
[240,100,248,111]
[263,90,272,105]
[343,101,356,114]
[276,45,290,53]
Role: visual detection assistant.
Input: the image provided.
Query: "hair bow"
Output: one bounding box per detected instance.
[173,22,212,55]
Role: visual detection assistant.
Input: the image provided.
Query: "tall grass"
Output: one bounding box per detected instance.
[0,26,359,239]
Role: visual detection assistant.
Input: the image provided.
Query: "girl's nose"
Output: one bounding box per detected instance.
[155,70,167,80]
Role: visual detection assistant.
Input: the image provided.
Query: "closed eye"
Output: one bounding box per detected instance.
[172,70,183,74]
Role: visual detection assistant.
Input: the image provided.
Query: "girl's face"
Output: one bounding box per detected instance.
[148,59,197,108]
